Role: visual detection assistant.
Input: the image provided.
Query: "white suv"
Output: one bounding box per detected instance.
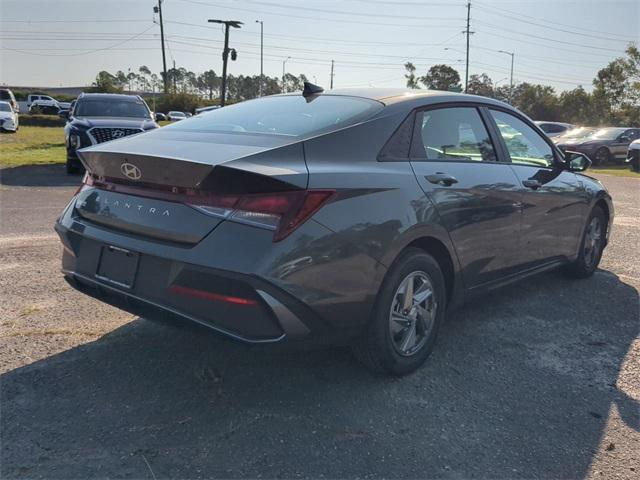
[27,94,59,110]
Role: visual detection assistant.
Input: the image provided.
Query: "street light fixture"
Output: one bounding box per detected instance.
[282,56,291,93]
[208,19,243,107]
[255,20,264,96]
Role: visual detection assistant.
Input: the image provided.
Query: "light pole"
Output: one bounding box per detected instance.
[498,50,514,102]
[208,19,243,107]
[255,20,264,96]
[282,56,291,93]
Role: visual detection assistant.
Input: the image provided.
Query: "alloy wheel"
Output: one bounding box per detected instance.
[389,271,437,357]
[583,217,602,268]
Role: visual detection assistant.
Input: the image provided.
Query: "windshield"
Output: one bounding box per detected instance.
[0,103,12,112]
[587,128,626,140]
[74,99,150,118]
[166,95,383,137]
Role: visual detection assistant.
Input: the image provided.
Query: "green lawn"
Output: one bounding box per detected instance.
[0,125,66,167]
[589,165,640,178]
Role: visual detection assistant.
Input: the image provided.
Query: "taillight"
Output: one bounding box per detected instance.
[80,174,334,242]
[190,190,334,241]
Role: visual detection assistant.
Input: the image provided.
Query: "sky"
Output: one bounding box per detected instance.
[0,0,638,92]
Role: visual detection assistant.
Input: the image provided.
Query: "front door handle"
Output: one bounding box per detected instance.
[523,179,542,190]
[425,173,459,186]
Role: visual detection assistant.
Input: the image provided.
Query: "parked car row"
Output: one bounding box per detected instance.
[551,126,640,166]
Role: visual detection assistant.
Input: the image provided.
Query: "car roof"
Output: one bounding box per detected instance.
[534,121,574,126]
[279,87,512,110]
[78,93,141,102]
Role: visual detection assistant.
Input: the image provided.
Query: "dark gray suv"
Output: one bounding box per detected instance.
[56,87,613,375]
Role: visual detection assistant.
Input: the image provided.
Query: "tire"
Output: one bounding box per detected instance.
[562,207,606,278]
[593,147,611,166]
[66,159,79,175]
[352,248,446,376]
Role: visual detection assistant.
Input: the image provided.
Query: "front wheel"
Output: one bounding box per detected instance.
[351,248,446,376]
[593,147,611,166]
[562,207,606,278]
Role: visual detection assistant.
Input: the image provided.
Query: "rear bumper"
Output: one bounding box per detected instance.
[56,222,325,343]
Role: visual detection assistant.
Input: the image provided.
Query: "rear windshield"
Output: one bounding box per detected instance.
[0,103,12,112]
[165,95,383,137]
[75,99,150,118]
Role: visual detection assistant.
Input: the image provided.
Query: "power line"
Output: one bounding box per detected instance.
[477,30,619,59]
[243,0,462,21]
[175,0,463,28]
[474,20,626,53]
[0,19,151,23]
[0,25,155,57]
[474,1,636,41]
[474,3,633,43]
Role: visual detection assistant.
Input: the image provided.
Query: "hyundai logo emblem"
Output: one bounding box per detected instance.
[120,162,142,180]
[112,129,125,139]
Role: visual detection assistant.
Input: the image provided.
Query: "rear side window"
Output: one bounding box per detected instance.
[540,123,565,134]
[165,95,383,137]
[411,107,497,162]
[491,110,555,168]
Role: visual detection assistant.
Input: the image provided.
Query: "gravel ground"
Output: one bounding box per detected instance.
[1,164,638,479]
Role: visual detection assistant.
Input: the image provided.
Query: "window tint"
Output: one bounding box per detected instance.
[540,123,565,134]
[491,110,555,168]
[167,95,383,137]
[0,103,12,112]
[412,107,497,162]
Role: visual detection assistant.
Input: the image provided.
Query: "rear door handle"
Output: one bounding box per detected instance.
[523,179,542,190]
[425,173,459,186]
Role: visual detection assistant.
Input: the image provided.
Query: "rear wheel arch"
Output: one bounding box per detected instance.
[402,236,455,303]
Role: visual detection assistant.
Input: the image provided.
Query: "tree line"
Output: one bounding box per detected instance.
[405,44,639,126]
[88,43,638,125]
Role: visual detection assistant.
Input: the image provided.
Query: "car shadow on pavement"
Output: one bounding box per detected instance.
[1,270,638,479]
[0,164,82,187]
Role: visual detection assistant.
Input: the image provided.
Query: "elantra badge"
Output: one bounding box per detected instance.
[121,162,142,180]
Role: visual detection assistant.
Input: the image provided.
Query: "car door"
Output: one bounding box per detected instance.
[409,105,524,288]
[488,109,588,268]
[611,129,640,160]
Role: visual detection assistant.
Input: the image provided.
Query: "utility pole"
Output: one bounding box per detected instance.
[172,59,176,93]
[255,20,264,96]
[330,60,334,89]
[208,19,242,107]
[464,2,472,93]
[498,50,515,103]
[282,56,291,93]
[154,0,168,94]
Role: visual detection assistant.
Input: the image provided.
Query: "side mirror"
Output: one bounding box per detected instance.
[58,109,69,120]
[565,151,592,172]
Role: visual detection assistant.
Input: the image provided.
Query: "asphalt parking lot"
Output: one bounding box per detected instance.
[1,164,638,479]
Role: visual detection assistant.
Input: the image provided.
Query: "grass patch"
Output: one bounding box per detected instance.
[589,165,639,178]
[0,125,66,167]
[18,114,66,128]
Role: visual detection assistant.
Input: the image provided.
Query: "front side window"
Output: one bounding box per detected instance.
[491,110,555,168]
[412,107,497,162]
